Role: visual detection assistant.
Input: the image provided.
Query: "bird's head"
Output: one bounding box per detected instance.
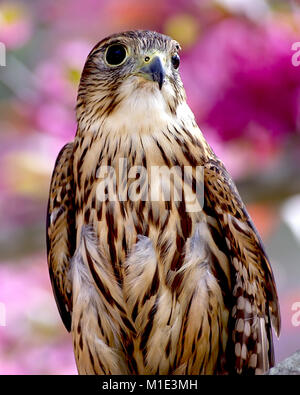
[76,30,190,134]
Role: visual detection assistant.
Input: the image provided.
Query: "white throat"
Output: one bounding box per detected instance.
[102,77,175,135]
[85,76,197,138]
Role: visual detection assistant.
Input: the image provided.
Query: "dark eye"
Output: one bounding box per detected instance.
[171,54,180,69]
[105,44,127,66]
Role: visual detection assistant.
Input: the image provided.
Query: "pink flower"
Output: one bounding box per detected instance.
[35,101,76,139]
[35,40,91,105]
[181,18,300,142]
[0,2,33,49]
[0,256,77,374]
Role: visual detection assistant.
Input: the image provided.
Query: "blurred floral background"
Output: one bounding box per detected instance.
[0,0,300,374]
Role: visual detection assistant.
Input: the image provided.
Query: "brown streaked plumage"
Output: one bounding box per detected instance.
[47,30,280,375]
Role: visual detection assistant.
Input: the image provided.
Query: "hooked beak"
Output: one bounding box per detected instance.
[138,56,165,90]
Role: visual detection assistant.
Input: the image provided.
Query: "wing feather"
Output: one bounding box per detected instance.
[46,142,76,331]
[203,158,280,374]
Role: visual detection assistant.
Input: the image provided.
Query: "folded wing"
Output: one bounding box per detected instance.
[46,143,76,331]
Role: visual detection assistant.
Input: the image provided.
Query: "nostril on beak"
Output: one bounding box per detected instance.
[139,56,165,90]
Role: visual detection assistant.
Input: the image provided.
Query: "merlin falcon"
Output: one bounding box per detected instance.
[46,30,280,375]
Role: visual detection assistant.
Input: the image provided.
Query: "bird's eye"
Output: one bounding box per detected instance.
[171,54,180,69]
[105,44,127,66]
